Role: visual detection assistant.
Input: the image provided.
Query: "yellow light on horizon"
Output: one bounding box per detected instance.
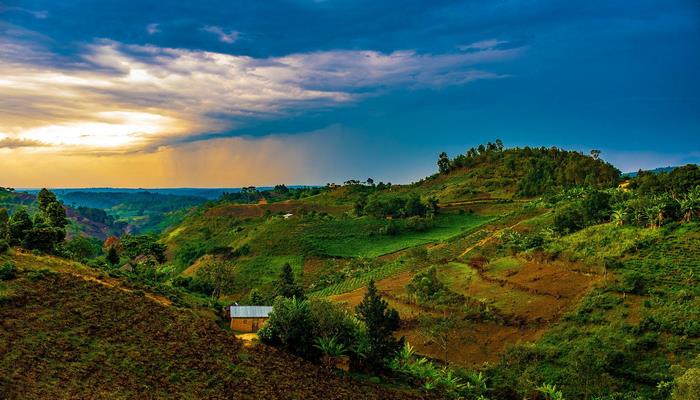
[17,111,178,149]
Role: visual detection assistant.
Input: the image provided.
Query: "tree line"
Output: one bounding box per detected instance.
[436,141,621,196]
[0,189,68,254]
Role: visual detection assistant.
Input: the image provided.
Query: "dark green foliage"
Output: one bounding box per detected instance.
[45,201,68,229]
[437,152,451,174]
[76,206,115,225]
[247,288,266,305]
[24,224,65,253]
[275,263,304,299]
[120,234,166,263]
[62,236,101,261]
[260,297,359,363]
[631,164,700,196]
[0,261,16,280]
[380,220,401,236]
[172,275,215,296]
[8,208,32,246]
[554,204,585,234]
[219,186,323,204]
[309,299,359,351]
[0,207,8,240]
[106,245,120,266]
[355,280,403,372]
[36,188,57,213]
[0,240,8,254]
[6,189,68,253]
[174,241,207,267]
[27,267,56,281]
[406,267,463,305]
[362,194,432,219]
[582,190,612,225]
[259,297,318,359]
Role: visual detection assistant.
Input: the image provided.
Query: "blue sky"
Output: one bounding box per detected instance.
[0,0,698,187]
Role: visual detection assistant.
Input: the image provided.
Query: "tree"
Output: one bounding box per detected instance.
[554,204,585,235]
[8,208,33,246]
[248,289,266,305]
[582,190,611,225]
[437,152,451,174]
[106,245,120,266]
[0,207,8,240]
[366,178,374,186]
[120,234,166,263]
[680,186,700,223]
[355,280,403,372]
[495,138,504,151]
[196,260,235,300]
[36,188,57,213]
[590,149,601,160]
[45,201,68,229]
[611,207,626,226]
[420,315,457,362]
[64,236,99,261]
[275,263,304,299]
[259,297,317,359]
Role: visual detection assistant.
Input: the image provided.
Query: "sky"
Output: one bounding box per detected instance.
[0,0,699,188]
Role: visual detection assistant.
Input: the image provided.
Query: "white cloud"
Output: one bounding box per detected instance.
[458,39,509,51]
[146,23,160,35]
[0,38,522,153]
[202,25,239,44]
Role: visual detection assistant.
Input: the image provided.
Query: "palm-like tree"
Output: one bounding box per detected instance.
[611,207,627,226]
[680,187,700,223]
[314,336,347,369]
[537,383,564,400]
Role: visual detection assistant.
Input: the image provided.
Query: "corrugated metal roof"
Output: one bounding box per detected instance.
[230,306,273,318]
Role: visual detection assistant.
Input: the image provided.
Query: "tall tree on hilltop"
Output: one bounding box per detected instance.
[437,152,450,174]
[355,280,403,372]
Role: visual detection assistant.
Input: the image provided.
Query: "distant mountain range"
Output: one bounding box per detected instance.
[622,166,678,178]
[17,186,311,200]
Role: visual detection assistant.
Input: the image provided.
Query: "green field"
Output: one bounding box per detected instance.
[233,255,304,290]
[307,213,495,258]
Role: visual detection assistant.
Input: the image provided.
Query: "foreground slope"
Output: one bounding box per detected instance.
[0,253,424,400]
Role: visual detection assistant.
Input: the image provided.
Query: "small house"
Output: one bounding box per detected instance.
[229,305,273,332]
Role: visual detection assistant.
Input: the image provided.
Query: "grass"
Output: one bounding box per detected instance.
[307,213,495,258]
[486,256,523,274]
[233,255,304,291]
[310,260,411,297]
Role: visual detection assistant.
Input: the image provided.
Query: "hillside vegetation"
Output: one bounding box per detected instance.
[2,143,698,399]
[0,253,423,400]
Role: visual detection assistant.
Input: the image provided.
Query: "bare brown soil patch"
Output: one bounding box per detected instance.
[401,322,546,367]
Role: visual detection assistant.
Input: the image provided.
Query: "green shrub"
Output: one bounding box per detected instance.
[27,268,55,281]
[259,297,318,360]
[0,261,17,280]
[0,240,9,254]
